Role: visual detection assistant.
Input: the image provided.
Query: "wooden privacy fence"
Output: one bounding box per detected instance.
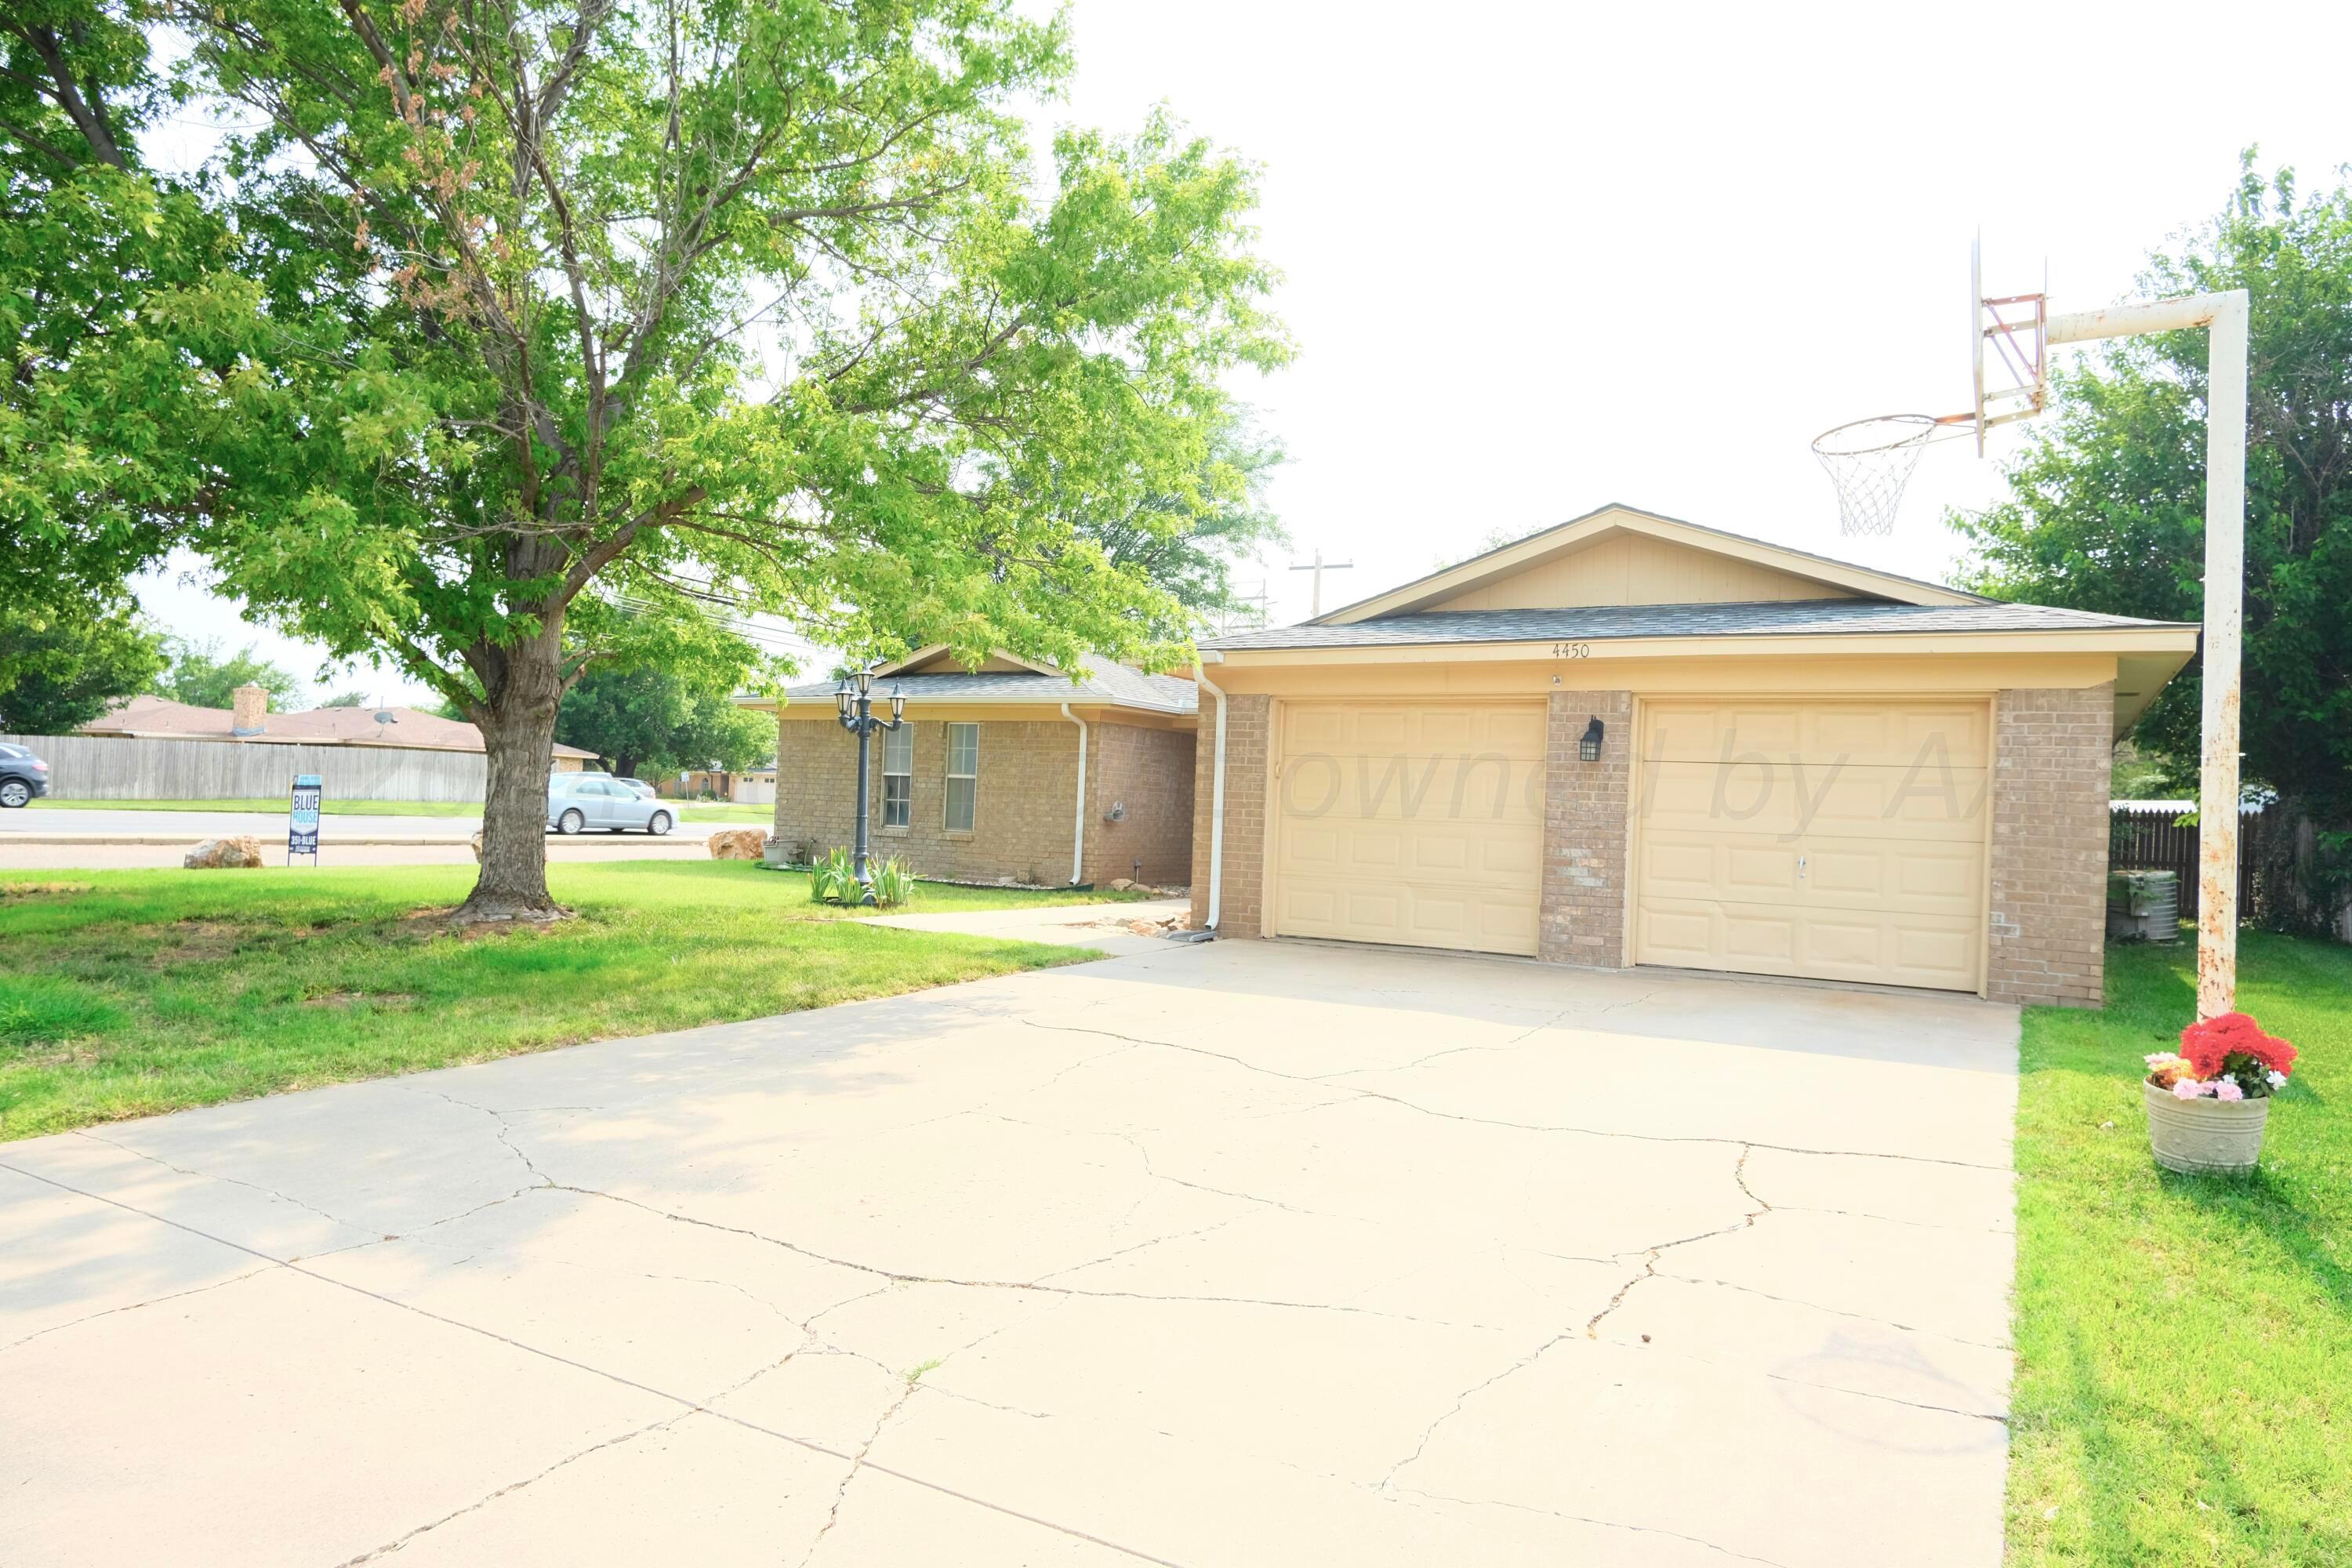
[2108,802,2269,923]
[2,733,489,804]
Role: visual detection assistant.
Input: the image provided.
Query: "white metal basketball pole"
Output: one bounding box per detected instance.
[2044,289,2249,1018]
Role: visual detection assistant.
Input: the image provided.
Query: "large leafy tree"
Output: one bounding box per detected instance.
[0,590,166,733]
[1076,405,1285,626]
[1,5,218,610]
[6,0,1285,920]
[1954,155,2352,828]
[153,637,305,711]
[555,664,770,779]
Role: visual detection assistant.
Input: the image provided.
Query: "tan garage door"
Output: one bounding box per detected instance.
[1633,701,1988,991]
[1272,702,1545,956]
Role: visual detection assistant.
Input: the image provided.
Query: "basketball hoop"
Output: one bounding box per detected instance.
[1810,414,1940,537]
[1809,236,2048,535]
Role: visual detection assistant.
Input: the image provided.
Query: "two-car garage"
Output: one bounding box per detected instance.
[1261,695,1990,990]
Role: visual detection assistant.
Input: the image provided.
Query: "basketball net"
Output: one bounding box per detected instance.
[1810,415,1940,537]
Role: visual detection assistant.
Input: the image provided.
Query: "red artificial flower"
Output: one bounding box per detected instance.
[2180,1012,2297,1080]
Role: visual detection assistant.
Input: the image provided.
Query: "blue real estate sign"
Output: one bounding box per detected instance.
[289,774,323,859]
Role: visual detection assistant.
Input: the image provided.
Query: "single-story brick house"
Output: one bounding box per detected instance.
[747,648,1197,887]
[1188,503,2198,1007]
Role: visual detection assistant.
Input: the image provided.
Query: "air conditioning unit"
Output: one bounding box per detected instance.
[2107,869,2180,943]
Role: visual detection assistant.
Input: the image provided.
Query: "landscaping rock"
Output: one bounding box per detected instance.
[1107,877,1136,891]
[707,828,767,861]
[183,836,266,869]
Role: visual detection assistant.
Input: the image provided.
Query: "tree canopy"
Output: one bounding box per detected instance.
[555,663,771,780]
[1953,154,2352,822]
[0,590,165,733]
[3,0,1287,917]
[153,637,304,712]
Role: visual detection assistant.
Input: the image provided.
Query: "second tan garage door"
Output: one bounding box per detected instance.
[1633,701,1989,991]
[1271,702,1545,956]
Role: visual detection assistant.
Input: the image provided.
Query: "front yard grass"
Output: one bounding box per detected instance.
[0,862,1133,1141]
[2007,930,2350,1565]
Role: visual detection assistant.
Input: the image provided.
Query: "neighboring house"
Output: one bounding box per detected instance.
[746,649,1196,887]
[1189,503,2198,1009]
[83,686,598,768]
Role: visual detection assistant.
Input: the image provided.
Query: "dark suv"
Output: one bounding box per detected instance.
[0,742,50,807]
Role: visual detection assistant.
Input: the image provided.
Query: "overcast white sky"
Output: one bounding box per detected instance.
[138,0,2352,702]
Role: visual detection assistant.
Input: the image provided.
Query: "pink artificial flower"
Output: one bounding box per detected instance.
[2214,1080,2245,1102]
[2172,1079,2209,1100]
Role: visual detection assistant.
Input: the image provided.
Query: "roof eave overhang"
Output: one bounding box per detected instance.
[742,691,1195,720]
[1206,626,2201,667]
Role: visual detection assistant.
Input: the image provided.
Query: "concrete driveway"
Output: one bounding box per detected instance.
[0,935,2019,1567]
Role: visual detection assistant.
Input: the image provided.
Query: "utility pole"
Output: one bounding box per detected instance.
[1288,547,1355,619]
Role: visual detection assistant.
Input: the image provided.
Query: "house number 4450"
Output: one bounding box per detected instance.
[1551,642,1591,659]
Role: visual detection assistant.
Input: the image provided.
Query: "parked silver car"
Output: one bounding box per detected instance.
[547,774,674,836]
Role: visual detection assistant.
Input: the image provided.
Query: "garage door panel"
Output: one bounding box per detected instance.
[1639,760,1985,841]
[1277,757,1544,827]
[1644,702,1990,768]
[1635,702,1987,992]
[1275,702,1545,957]
[1639,898,1982,991]
[1276,876,1538,953]
[1639,831,1980,919]
[1282,703,1545,760]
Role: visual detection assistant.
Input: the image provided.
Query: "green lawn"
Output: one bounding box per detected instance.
[2008,931,2350,1565]
[28,796,773,822]
[0,862,1134,1141]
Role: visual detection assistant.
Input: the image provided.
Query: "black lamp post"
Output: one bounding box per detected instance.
[834,667,907,905]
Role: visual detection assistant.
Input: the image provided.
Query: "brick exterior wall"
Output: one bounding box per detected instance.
[1540,689,1635,968]
[1188,692,1272,936]
[771,717,1074,886]
[1083,722,1196,887]
[769,715,1196,888]
[1987,683,2113,1008]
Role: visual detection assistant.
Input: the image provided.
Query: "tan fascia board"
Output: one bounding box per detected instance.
[869,644,1062,679]
[755,693,1196,727]
[1317,503,1990,624]
[1208,626,2200,668]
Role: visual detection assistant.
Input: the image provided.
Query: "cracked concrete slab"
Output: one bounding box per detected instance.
[0,934,2019,1566]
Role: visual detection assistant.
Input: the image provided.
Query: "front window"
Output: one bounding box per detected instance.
[882,725,913,828]
[944,723,978,832]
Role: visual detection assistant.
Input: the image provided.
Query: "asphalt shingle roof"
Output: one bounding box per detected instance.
[1202,599,2191,652]
[781,663,1196,714]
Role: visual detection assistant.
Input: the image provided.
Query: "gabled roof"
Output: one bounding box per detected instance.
[753,658,1196,717]
[1203,599,2193,651]
[873,645,1062,678]
[1315,503,1991,624]
[82,695,598,757]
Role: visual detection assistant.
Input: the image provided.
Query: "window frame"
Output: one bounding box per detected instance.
[943,722,979,833]
[881,724,913,829]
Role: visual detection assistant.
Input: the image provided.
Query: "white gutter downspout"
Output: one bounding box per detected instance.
[1193,659,1228,932]
[1060,702,1088,886]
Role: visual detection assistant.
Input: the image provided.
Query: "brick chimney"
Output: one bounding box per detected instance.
[230,684,267,736]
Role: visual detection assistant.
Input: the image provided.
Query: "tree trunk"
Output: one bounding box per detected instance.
[613,752,641,782]
[456,625,569,924]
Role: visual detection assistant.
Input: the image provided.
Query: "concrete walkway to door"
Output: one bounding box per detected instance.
[0,935,2019,1567]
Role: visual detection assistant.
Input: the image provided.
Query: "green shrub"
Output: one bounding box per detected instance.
[872,858,916,907]
[808,847,860,904]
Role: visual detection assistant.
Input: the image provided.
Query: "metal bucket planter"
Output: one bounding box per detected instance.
[2144,1080,2270,1175]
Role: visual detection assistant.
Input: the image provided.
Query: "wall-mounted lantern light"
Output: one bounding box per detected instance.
[1579,717,1605,763]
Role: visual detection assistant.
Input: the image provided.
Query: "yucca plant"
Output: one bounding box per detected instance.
[871,858,917,907]
[808,847,861,905]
